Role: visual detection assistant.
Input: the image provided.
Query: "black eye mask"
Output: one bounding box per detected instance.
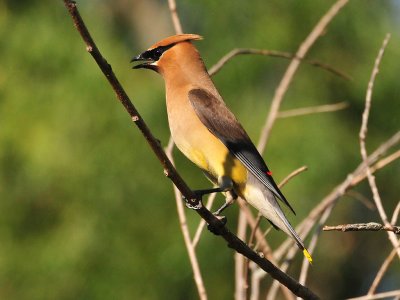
[142,44,175,62]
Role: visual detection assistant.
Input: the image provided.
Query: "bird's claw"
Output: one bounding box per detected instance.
[182,194,203,210]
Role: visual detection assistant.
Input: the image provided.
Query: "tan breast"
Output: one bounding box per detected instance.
[165,86,247,190]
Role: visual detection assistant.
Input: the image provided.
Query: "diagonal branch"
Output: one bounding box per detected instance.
[347,289,400,300]
[358,33,400,259]
[167,0,183,34]
[277,102,348,119]
[208,48,351,80]
[267,133,400,300]
[367,246,398,295]
[257,0,349,152]
[165,141,207,300]
[274,131,400,263]
[62,1,319,298]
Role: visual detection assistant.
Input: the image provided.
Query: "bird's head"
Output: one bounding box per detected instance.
[131,34,203,74]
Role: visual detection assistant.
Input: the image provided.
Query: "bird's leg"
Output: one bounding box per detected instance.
[192,176,233,235]
[192,175,233,197]
[192,186,225,197]
[214,190,238,216]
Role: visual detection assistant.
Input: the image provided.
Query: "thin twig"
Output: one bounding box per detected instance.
[298,204,334,293]
[165,147,208,300]
[279,166,308,188]
[237,199,273,258]
[347,289,400,300]
[268,134,400,299]
[274,131,400,262]
[352,149,400,186]
[367,247,398,295]
[358,33,400,258]
[173,185,208,299]
[257,0,349,153]
[273,34,398,296]
[345,190,376,211]
[323,222,400,234]
[235,210,248,300]
[277,102,348,119]
[63,1,319,298]
[232,2,348,297]
[192,193,217,247]
[267,246,298,300]
[242,213,262,296]
[167,0,183,34]
[391,201,400,225]
[254,227,272,251]
[239,2,348,292]
[208,48,351,80]
[249,262,262,300]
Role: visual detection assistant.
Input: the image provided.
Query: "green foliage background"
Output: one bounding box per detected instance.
[0,0,399,299]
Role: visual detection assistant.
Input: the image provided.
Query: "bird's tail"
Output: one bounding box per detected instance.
[243,180,313,264]
[275,204,313,264]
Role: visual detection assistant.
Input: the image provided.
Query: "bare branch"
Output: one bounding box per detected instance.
[274,131,400,263]
[242,3,349,291]
[172,184,208,299]
[277,102,348,119]
[167,0,183,34]
[192,193,217,247]
[358,33,400,258]
[347,289,400,300]
[235,211,248,300]
[279,166,308,188]
[352,148,400,186]
[62,1,319,298]
[367,247,398,295]
[391,201,400,224]
[298,205,334,290]
[345,190,375,211]
[165,147,208,300]
[257,0,349,152]
[208,48,351,80]
[268,141,400,300]
[323,222,400,234]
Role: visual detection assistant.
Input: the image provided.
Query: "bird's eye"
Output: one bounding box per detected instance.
[150,47,165,61]
[148,44,175,61]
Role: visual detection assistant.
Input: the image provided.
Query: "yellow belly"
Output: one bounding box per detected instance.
[185,139,248,191]
[167,103,247,191]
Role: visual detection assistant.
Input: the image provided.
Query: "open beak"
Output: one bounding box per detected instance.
[131,53,156,70]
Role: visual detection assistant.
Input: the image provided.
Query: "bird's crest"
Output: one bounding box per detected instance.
[148,34,203,50]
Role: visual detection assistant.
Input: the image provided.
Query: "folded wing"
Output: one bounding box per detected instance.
[188,88,295,214]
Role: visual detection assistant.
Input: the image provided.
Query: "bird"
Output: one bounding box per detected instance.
[131,34,312,263]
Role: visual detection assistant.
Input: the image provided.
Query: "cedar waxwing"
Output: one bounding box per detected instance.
[131,34,312,263]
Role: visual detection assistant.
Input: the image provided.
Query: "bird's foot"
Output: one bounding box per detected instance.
[213,203,229,216]
[182,193,203,210]
[213,191,237,215]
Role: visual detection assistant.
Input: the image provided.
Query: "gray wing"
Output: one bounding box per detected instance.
[188,88,295,214]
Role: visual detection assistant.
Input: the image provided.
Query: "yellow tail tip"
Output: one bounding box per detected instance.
[303,249,313,264]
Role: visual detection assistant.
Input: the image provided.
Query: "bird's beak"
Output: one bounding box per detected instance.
[131,53,157,70]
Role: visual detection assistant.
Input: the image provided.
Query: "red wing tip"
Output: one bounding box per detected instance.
[266,171,272,176]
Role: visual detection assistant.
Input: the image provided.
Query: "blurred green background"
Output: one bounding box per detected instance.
[0,0,399,299]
